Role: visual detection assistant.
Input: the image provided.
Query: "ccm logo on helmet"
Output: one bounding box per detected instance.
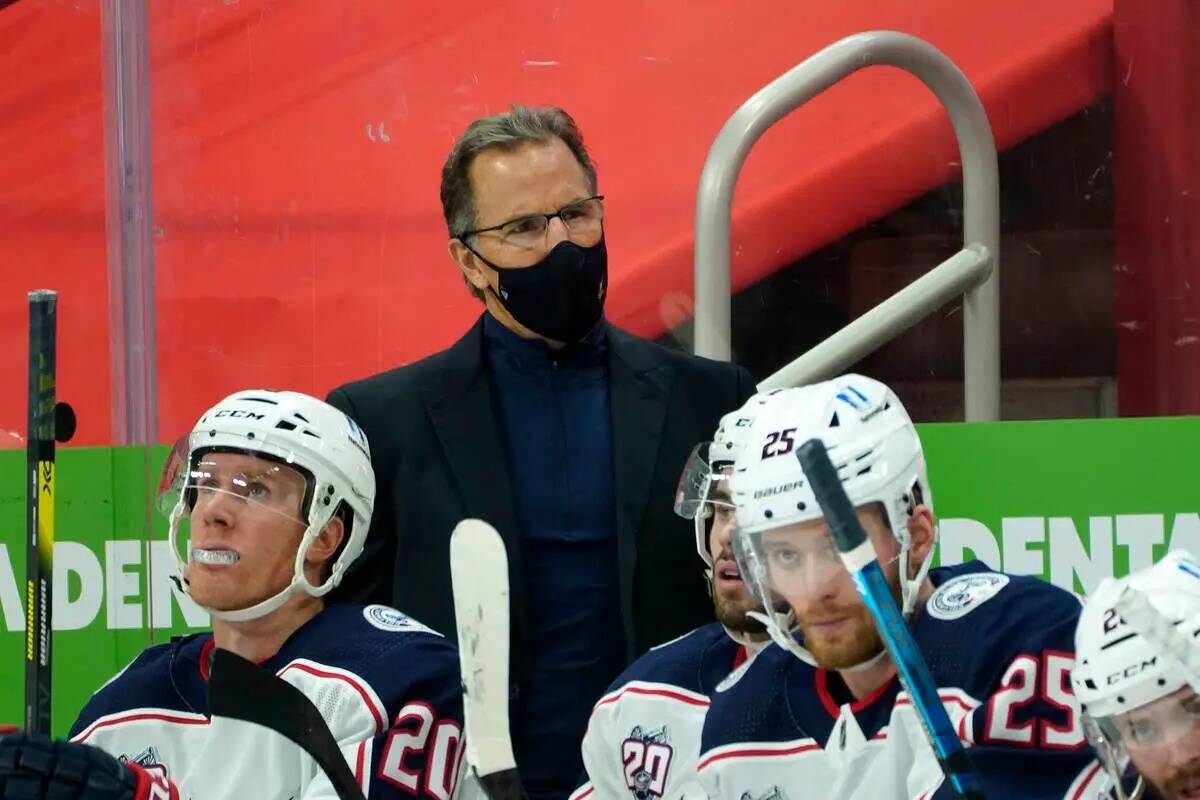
[753,480,804,500]
[214,410,265,420]
[1103,656,1159,686]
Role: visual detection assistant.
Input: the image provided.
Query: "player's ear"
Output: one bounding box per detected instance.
[448,238,491,295]
[906,506,936,579]
[307,514,345,568]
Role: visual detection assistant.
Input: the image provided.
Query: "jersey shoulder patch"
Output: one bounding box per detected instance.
[362,604,439,636]
[926,571,1010,621]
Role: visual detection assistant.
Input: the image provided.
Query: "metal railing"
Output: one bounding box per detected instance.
[693,31,1000,421]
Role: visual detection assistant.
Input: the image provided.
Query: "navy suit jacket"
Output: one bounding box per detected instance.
[326,316,756,698]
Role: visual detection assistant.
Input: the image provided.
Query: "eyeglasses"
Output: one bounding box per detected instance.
[460,195,605,249]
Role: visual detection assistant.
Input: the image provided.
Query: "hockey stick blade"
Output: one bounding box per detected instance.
[208,647,366,800]
[450,519,525,799]
[795,439,986,800]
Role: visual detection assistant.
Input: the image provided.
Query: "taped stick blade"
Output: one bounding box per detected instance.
[450,519,518,780]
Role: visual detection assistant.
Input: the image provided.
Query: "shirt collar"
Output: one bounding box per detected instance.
[482,311,607,371]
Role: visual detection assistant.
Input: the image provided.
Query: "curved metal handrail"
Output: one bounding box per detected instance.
[693,30,1000,420]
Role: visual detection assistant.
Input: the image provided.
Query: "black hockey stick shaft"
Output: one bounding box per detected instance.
[25,290,57,736]
[208,648,366,800]
[796,439,986,800]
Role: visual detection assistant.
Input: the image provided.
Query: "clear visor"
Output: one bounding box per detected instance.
[674,442,734,520]
[1104,690,1200,751]
[157,445,312,528]
[733,504,901,614]
[736,522,844,604]
[702,475,738,548]
[1082,714,1140,793]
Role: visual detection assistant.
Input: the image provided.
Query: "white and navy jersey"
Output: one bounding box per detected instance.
[70,604,465,800]
[571,622,751,800]
[698,562,1108,800]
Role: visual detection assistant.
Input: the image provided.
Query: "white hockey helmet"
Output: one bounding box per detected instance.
[160,389,375,622]
[1073,551,1200,794]
[729,374,933,666]
[674,390,796,570]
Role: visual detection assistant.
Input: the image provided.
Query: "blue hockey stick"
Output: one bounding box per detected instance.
[795,438,986,799]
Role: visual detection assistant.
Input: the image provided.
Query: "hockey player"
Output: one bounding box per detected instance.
[1074,550,1200,800]
[67,390,467,799]
[696,375,1105,799]
[570,392,789,800]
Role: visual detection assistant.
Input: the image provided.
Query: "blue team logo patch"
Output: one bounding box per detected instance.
[927,572,1010,621]
[622,725,673,799]
[363,604,436,635]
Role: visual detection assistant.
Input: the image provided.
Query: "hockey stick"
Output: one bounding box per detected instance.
[450,519,526,800]
[795,439,986,799]
[25,290,76,736]
[207,647,366,800]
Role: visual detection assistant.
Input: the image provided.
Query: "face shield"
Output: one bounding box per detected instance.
[734,519,844,617]
[158,445,312,526]
[674,442,737,568]
[1081,692,1200,800]
[733,504,901,669]
[157,444,322,619]
[674,442,719,520]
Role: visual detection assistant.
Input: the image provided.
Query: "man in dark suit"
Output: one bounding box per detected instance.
[327,104,755,799]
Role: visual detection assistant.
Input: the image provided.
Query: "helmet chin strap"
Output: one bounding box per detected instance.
[899,545,933,618]
[748,609,818,667]
[721,623,771,652]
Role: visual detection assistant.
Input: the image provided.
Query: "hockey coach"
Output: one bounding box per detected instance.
[326,104,755,799]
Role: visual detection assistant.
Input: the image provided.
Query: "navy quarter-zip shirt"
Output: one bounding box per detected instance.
[482,312,626,799]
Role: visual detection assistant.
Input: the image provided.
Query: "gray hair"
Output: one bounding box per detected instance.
[440,104,599,300]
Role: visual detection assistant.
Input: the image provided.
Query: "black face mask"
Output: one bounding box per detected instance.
[483,237,608,344]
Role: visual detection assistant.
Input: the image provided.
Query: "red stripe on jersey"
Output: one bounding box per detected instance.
[957,708,972,743]
[894,692,977,714]
[74,711,209,744]
[1070,761,1105,800]
[198,638,269,681]
[278,662,388,734]
[597,685,709,709]
[732,645,749,671]
[697,741,821,771]
[198,637,215,680]
[573,786,595,800]
[815,670,898,718]
[355,740,367,789]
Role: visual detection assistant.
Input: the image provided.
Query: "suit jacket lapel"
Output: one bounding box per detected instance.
[607,325,673,659]
[421,317,528,635]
